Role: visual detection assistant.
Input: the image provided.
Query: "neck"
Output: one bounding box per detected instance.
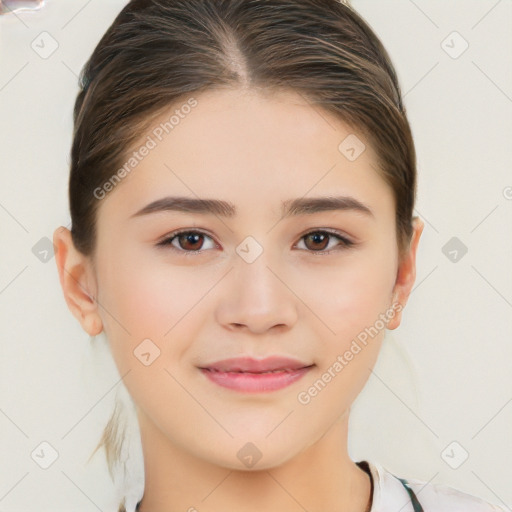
[136,410,372,512]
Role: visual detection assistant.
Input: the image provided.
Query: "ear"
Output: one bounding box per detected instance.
[53,226,103,336]
[387,216,424,330]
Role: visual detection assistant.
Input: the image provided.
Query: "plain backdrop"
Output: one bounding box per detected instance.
[0,1,511,511]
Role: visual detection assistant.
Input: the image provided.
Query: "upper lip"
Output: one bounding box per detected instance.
[200,356,313,373]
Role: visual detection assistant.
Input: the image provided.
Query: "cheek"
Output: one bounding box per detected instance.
[303,250,395,342]
[97,250,213,368]
[99,248,194,331]
[296,257,393,411]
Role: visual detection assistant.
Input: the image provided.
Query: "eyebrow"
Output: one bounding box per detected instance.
[129,195,375,219]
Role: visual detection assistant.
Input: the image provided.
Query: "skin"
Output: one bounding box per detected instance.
[54,87,423,512]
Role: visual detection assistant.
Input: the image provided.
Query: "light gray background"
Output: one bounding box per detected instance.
[1,1,511,511]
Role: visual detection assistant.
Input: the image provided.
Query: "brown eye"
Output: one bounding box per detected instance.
[176,232,204,251]
[157,230,216,253]
[297,230,354,254]
[304,232,330,251]
[156,229,354,256]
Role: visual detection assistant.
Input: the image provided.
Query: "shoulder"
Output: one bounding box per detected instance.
[364,460,507,512]
[403,475,506,512]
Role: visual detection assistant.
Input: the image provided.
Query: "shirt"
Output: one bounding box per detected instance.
[123,459,507,512]
[358,459,507,512]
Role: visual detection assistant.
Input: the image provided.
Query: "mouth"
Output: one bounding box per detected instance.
[201,366,314,374]
[199,355,313,374]
[198,357,315,393]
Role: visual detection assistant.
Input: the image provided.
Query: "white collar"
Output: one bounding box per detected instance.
[128,460,502,512]
[365,460,419,512]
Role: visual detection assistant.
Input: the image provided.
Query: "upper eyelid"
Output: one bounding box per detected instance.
[157,228,354,249]
[157,228,217,246]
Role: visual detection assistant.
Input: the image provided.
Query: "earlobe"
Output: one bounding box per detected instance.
[386,217,424,331]
[53,227,103,336]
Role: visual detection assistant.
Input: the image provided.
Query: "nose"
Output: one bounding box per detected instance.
[215,252,298,335]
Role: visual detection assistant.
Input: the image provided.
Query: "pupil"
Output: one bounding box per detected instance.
[184,233,201,248]
[309,233,328,250]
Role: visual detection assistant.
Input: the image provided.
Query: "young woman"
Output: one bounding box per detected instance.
[53,0,505,511]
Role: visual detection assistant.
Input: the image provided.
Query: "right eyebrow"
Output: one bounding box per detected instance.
[129,195,375,220]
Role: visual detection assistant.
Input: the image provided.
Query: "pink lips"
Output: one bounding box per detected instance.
[199,356,314,393]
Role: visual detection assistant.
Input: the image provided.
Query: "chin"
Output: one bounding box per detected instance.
[200,437,301,472]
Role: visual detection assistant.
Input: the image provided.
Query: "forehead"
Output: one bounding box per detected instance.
[97,87,394,223]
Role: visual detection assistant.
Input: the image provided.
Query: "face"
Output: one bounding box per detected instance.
[54,87,423,471]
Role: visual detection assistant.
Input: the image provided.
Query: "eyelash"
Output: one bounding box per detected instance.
[156,229,355,256]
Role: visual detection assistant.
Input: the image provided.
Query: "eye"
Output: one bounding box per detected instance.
[295,230,354,254]
[156,229,354,255]
[156,230,216,254]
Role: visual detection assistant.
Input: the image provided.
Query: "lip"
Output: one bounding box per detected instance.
[198,356,314,393]
[199,356,312,373]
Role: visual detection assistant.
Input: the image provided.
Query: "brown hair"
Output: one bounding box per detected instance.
[70,0,417,508]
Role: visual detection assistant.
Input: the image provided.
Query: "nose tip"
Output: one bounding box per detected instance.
[229,320,288,334]
[216,260,298,334]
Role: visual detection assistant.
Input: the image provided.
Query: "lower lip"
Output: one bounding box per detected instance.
[200,366,313,393]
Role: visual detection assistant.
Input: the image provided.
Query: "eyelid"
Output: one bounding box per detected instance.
[156,228,215,246]
[155,228,219,254]
[156,227,355,255]
[295,228,355,254]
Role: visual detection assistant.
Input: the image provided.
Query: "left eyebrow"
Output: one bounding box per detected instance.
[129,195,375,219]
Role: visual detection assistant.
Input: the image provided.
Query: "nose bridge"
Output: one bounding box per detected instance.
[236,243,279,296]
[234,237,284,306]
[216,235,298,332]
